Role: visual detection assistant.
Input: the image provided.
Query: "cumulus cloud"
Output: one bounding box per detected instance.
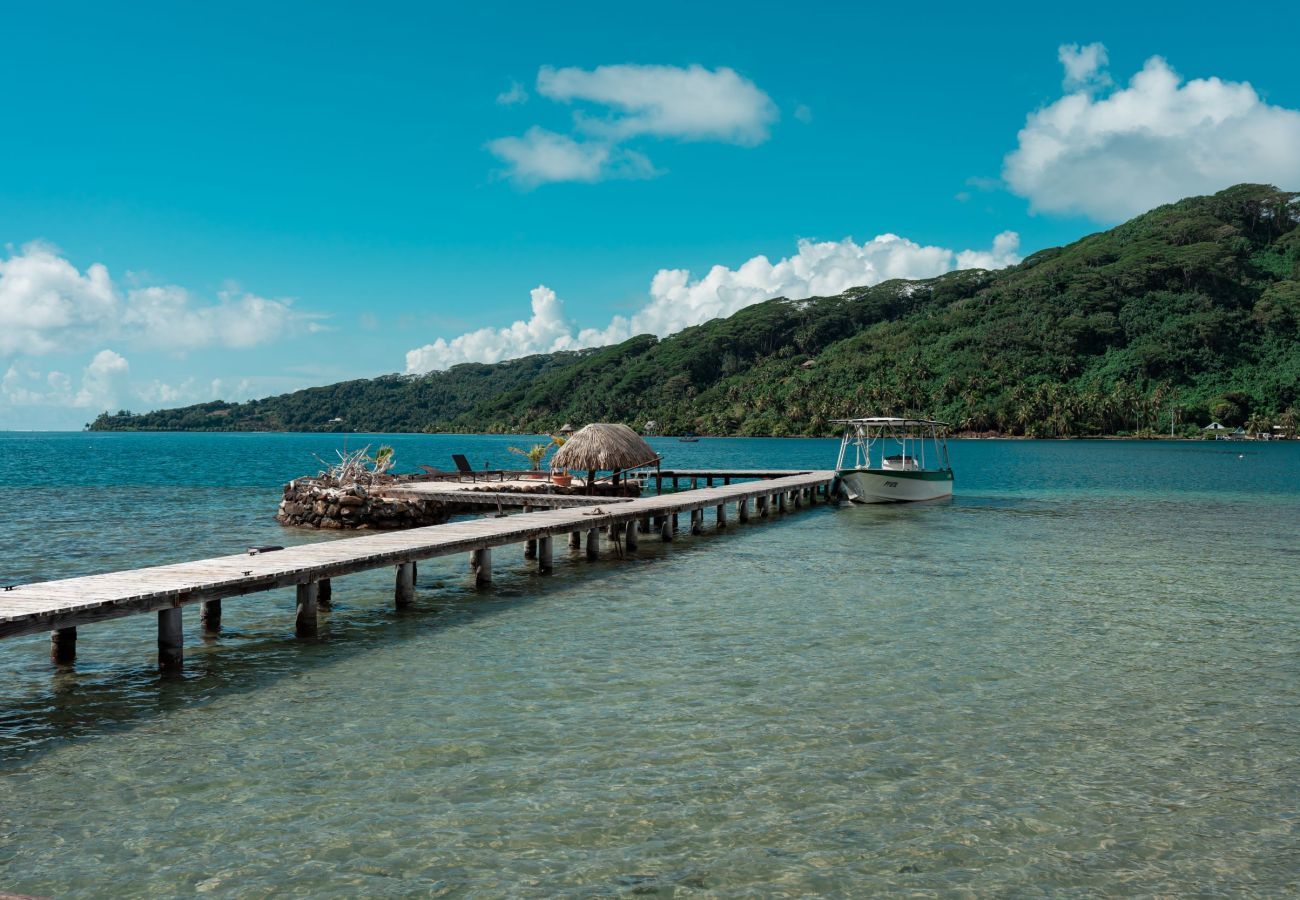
[489,63,775,185]
[0,242,323,357]
[405,230,1021,373]
[1,349,129,410]
[1004,47,1300,220]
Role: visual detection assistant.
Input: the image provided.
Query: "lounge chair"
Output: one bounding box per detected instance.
[417,464,459,481]
[451,454,505,483]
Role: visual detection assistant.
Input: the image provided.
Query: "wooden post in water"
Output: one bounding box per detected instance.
[395,562,416,608]
[317,579,332,611]
[660,516,673,541]
[707,476,714,487]
[758,495,769,518]
[537,535,553,574]
[739,498,750,522]
[716,503,727,528]
[672,512,680,534]
[569,531,582,550]
[200,599,222,632]
[471,548,492,585]
[523,504,536,559]
[625,519,639,551]
[50,627,76,665]
[295,582,318,639]
[691,509,703,535]
[158,606,184,670]
[586,528,599,560]
[778,492,787,513]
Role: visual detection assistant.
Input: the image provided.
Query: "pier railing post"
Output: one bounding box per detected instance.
[159,606,184,670]
[50,626,76,665]
[538,535,553,573]
[295,582,318,638]
[395,562,416,608]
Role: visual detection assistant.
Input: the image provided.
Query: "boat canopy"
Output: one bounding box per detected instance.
[831,417,950,428]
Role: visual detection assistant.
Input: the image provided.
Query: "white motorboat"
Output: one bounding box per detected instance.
[833,417,954,503]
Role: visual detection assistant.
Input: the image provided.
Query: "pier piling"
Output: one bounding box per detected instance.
[471,548,492,585]
[395,562,416,608]
[200,599,222,633]
[158,606,184,669]
[538,535,553,573]
[295,583,318,638]
[50,627,76,665]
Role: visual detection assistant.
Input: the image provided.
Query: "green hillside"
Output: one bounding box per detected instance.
[89,184,1300,437]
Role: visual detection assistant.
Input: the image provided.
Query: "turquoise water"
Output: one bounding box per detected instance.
[0,433,1297,896]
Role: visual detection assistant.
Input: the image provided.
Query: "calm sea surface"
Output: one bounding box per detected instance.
[0,432,1296,896]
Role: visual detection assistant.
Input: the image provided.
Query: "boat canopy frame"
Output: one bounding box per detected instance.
[833,417,952,472]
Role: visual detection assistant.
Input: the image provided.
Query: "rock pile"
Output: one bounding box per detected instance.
[277,478,451,530]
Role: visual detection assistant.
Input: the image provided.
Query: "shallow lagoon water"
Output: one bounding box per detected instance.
[0,433,1297,896]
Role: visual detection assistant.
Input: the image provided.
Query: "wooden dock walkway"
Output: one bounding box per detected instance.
[0,470,838,670]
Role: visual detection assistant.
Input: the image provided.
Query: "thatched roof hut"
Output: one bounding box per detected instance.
[551,423,657,474]
[558,423,575,434]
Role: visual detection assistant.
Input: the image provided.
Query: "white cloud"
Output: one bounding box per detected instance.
[496,81,528,105]
[489,63,775,185]
[1004,48,1300,221]
[1058,42,1111,91]
[0,242,324,357]
[2,349,129,411]
[486,127,655,187]
[794,104,813,124]
[405,231,1021,373]
[537,64,777,144]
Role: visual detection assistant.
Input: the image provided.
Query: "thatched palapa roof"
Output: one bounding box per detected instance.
[551,423,657,471]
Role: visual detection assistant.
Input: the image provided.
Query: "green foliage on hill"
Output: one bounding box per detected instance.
[89,184,1300,438]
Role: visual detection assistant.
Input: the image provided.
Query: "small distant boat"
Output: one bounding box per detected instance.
[833,417,954,503]
[679,432,700,442]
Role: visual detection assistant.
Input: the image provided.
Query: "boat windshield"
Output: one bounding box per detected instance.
[833,418,951,472]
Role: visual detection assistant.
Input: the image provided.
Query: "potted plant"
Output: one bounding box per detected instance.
[509,443,550,478]
[547,433,571,485]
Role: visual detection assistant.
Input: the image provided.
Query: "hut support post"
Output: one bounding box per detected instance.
[537,536,553,574]
[471,549,492,585]
[395,562,416,608]
[50,627,76,665]
[200,599,222,633]
[158,607,184,671]
[295,582,318,638]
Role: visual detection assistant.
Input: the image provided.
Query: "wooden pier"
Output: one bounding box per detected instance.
[0,470,837,670]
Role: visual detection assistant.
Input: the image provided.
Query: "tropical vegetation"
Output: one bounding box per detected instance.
[89,184,1300,438]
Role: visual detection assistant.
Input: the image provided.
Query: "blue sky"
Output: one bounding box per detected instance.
[2,0,1298,428]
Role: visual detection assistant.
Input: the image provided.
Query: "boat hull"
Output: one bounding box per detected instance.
[837,468,953,503]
